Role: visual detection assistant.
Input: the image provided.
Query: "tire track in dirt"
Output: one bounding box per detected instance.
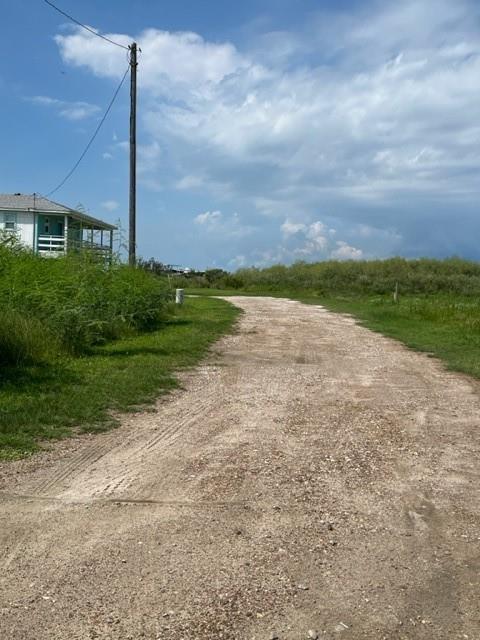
[32,437,119,496]
[29,389,221,502]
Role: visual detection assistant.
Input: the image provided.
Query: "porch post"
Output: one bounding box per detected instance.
[64,215,68,254]
[33,212,37,253]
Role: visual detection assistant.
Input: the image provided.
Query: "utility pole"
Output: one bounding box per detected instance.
[129,42,138,266]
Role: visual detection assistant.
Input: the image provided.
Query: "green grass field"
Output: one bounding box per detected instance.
[0,297,239,460]
[187,288,480,382]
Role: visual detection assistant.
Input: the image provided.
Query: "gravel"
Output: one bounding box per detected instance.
[0,296,479,639]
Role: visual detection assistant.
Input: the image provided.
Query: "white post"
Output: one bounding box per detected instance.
[64,215,68,254]
[393,281,399,304]
[176,289,184,305]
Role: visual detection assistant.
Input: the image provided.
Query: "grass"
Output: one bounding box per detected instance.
[0,241,172,360]
[0,297,240,460]
[179,257,480,296]
[4,248,479,460]
[187,288,480,383]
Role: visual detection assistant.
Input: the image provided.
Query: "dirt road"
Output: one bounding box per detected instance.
[0,297,479,639]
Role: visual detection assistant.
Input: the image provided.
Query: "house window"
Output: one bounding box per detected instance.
[2,212,17,232]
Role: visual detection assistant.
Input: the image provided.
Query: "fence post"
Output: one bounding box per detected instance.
[176,289,184,305]
[393,281,399,303]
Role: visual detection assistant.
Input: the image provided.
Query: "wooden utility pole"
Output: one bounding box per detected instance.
[129,42,138,266]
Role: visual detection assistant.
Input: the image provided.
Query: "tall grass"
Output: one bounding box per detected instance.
[185,258,480,296]
[0,309,54,366]
[0,242,171,364]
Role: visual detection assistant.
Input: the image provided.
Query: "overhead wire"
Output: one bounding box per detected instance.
[46,65,130,197]
[43,0,130,50]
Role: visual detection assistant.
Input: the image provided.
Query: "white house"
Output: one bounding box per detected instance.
[0,193,116,257]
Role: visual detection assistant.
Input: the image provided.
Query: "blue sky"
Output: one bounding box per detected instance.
[1,0,480,269]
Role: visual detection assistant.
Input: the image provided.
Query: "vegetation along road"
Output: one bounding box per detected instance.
[1,296,479,639]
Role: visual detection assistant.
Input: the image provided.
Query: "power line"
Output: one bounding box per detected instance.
[46,66,130,197]
[43,0,130,51]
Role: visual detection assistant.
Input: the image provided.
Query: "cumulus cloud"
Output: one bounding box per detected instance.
[28,95,100,120]
[52,0,480,265]
[194,210,255,241]
[55,28,247,100]
[277,218,362,261]
[331,241,364,260]
[195,210,223,226]
[306,222,328,251]
[55,2,480,202]
[281,219,306,236]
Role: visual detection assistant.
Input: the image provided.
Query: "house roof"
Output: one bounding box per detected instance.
[0,193,116,231]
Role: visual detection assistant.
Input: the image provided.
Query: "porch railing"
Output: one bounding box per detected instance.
[37,234,66,253]
[68,240,112,255]
[37,236,112,256]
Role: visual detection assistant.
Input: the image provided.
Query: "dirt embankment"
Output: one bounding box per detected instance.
[0,297,479,639]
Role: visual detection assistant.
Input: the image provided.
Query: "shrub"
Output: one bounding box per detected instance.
[0,309,55,366]
[231,258,480,296]
[0,245,172,355]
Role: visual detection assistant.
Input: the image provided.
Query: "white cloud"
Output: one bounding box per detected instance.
[101,200,119,211]
[55,3,480,205]
[276,218,341,260]
[135,0,480,224]
[52,0,480,264]
[306,221,328,251]
[28,95,100,120]
[102,152,113,160]
[55,28,248,100]
[59,104,99,121]
[281,219,306,236]
[195,210,222,225]
[331,241,364,261]
[194,210,255,241]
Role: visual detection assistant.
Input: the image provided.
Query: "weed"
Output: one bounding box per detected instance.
[0,243,171,356]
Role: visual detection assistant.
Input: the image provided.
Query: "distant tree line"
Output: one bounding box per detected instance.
[137,257,204,277]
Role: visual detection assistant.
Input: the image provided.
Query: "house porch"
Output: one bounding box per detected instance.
[36,213,114,257]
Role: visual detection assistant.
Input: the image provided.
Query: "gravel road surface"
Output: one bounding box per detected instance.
[0,297,479,639]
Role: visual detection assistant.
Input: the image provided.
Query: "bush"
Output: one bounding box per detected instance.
[0,245,172,355]
[231,258,480,296]
[0,309,55,366]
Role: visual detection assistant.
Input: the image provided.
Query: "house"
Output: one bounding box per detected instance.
[0,193,116,257]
